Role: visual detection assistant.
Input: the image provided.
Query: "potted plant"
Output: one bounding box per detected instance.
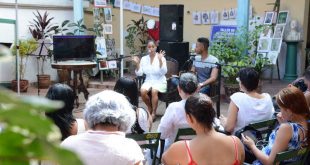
[210,25,271,98]
[11,38,39,92]
[125,16,149,55]
[29,10,59,88]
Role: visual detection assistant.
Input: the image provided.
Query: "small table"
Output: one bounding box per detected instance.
[51,61,97,107]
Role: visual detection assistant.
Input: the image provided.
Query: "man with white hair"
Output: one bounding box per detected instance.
[61,90,144,165]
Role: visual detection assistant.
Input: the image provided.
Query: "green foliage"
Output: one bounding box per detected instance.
[11,39,39,79]
[28,11,59,40]
[67,19,89,35]
[125,16,149,55]
[210,25,271,84]
[0,89,83,164]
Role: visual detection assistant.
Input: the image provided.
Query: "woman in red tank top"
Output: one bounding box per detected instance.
[162,94,245,165]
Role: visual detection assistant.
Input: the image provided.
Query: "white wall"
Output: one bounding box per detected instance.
[0,4,75,83]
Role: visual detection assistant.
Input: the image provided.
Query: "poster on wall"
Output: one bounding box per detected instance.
[103,24,113,34]
[141,5,153,15]
[222,9,229,20]
[201,12,210,24]
[94,0,107,8]
[229,8,236,19]
[257,37,271,52]
[96,37,107,58]
[192,12,202,24]
[114,0,120,8]
[123,1,132,10]
[104,8,112,23]
[210,25,237,41]
[131,3,141,13]
[277,11,289,25]
[210,10,219,24]
[152,7,159,17]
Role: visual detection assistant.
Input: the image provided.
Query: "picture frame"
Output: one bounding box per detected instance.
[229,8,236,19]
[273,24,285,38]
[277,11,289,25]
[263,11,275,25]
[107,60,117,69]
[131,3,141,13]
[98,60,108,70]
[192,12,202,25]
[257,37,271,52]
[96,37,107,58]
[267,51,279,65]
[94,0,107,8]
[210,10,219,25]
[201,12,210,24]
[104,8,112,23]
[222,9,229,20]
[103,24,113,34]
[270,38,282,52]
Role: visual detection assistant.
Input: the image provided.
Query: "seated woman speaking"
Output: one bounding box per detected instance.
[61,90,144,165]
[133,40,167,121]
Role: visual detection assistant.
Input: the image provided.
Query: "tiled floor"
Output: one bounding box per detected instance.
[19,78,288,132]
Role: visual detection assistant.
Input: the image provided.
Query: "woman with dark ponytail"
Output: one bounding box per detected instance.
[162,94,245,165]
[243,86,310,164]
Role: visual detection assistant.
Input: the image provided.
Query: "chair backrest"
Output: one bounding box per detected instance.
[126,132,161,165]
[235,118,278,142]
[175,128,196,142]
[165,57,179,78]
[273,147,309,165]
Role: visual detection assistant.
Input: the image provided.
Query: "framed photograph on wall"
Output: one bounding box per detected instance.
[98,60,108,70]
[257,37,271,52]
[267,51,279,65]
[104,8,112,23]
[192,12,202,24]
[210,10,219,24]
[277,11,289,25]
[229,8,236,19]
[273,24,285,38]
[263,11,275,25]
[103,24,113,34]
[94,0,107,8]
[222,9,229,20]
[270,38,282,52]
[201,12,210,24]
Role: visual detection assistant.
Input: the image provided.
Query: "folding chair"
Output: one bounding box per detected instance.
[235,118,278,142]
[273,147,309,165]
[174,127,196,142]
[126,132,161,165]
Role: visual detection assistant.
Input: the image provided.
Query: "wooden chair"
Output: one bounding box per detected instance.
[273,147,309,165]
[174,127,196,142]
[126,132,161,165]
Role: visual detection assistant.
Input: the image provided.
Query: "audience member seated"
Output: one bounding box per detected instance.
[132,40,167,121]
[162,94,245,165]
[61,90,144,165]
[114,77,152,133]
[242,86,310,164]
[191,37,219,95]
[157,72,198,152]
[291,66,310,107]
[45,83,86,141]
[220,67,274,134]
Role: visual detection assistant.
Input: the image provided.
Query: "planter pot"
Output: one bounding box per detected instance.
[11,79,29,92]
[223,83,240,101]
[37,74,51,89]
[57,69,69,83]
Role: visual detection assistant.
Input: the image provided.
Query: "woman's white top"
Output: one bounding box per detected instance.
[231,92,274,134]
[135,54,167,85]
[61,131,144,165]
[137,107,150,132]
[76,118,86,134]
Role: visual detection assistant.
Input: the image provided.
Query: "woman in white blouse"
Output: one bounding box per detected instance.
[133,40,167,121]
[220,67,274,134]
